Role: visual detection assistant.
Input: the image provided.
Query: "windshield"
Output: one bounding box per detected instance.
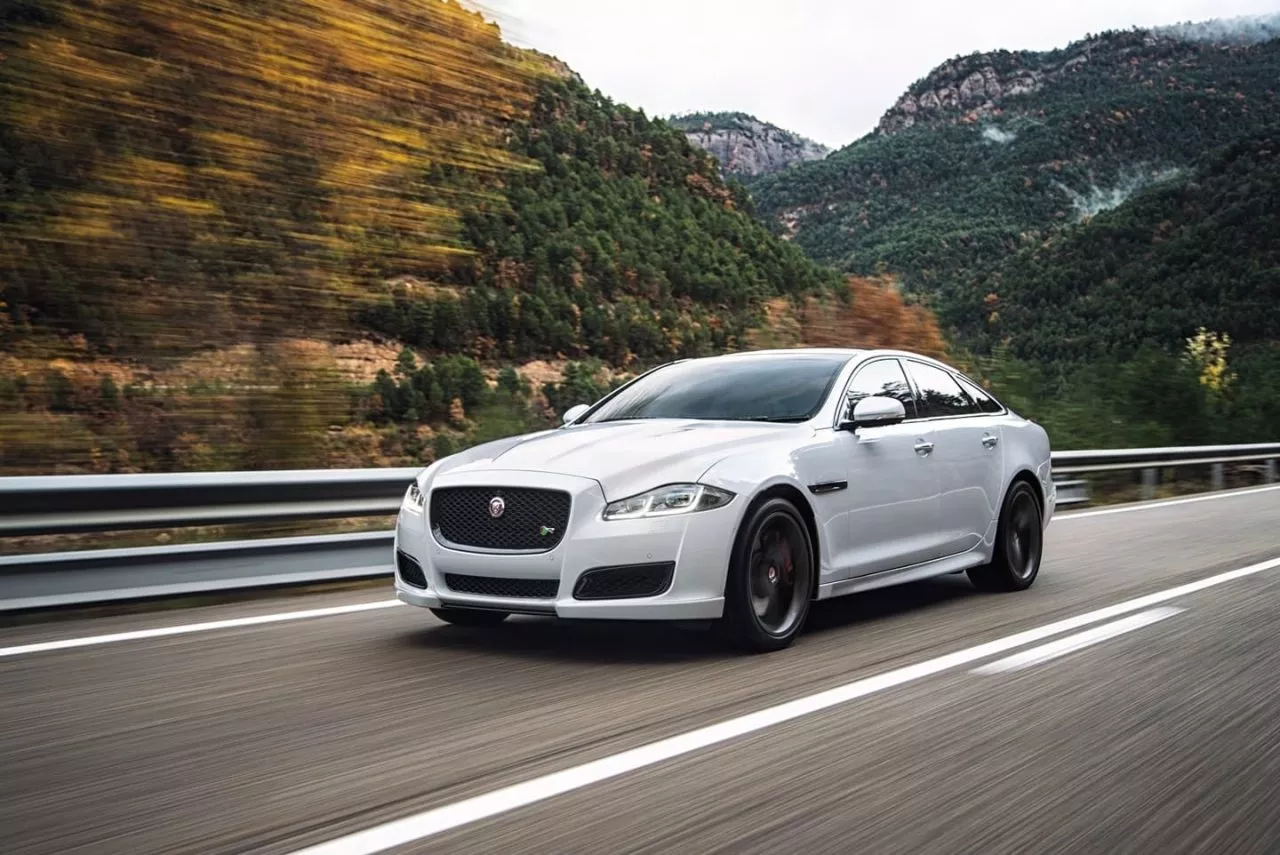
[580,354,850,424]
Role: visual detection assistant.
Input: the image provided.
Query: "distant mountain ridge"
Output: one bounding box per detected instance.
[876,15,1280,135]
[747,19,1280,357]
[667,112,830,178]
[1152,13,1280,45]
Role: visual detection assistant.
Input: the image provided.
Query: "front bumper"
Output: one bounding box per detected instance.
[393,469,736,621]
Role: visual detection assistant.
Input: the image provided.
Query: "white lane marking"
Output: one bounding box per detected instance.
[0,600,401,659]
[1057,483,1280,521]
[4,483,1276,659]
[970,606,1184,675]
[285,556,1280,855]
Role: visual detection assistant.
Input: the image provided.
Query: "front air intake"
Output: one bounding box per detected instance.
[396,550,427,589]
[444,573,559,599]
[572,562,675,600]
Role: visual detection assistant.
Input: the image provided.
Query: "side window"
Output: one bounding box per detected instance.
[845,359,916,417]
[955,374,1004,414]
[906,361,980,418]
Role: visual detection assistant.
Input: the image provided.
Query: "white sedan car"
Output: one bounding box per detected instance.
[394,348,1054,652]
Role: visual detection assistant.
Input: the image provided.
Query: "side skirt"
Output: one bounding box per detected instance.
[816,548,988,601]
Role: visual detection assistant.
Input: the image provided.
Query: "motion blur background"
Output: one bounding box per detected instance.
[2,0,1279,526]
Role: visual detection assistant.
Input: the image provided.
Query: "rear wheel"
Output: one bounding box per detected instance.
[720,497,815,653]
[430,607,510,627]
[968,480,1043,592]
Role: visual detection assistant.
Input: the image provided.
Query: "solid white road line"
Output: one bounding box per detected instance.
[0,600,401,659]
[970,606,1185,675]
[1057,482,1280,521]
[3,481,1275,660]
[285,555,1280,855]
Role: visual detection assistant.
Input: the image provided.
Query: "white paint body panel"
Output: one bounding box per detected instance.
[393,348,1054,621]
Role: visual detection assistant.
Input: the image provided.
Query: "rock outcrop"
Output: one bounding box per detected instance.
[669,112,830,178]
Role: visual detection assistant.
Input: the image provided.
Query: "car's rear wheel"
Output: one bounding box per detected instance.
[430,607,510,627]
[968,480,1043,593]
[720,497,815,653]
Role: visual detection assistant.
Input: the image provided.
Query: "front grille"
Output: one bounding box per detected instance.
[573,562,675,600]
[444,573,559,599]
[396,550,427,589]
[430,486,571,552]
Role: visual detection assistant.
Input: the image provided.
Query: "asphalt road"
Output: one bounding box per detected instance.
[4,486,1280,854]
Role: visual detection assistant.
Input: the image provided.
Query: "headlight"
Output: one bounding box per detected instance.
[602,483,735,521]
[402,482,425,512]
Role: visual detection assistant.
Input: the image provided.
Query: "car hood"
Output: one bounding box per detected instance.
[433,419,798,500]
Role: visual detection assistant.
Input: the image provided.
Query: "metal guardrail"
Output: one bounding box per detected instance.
[0,443,1277,611]
[1052,443,1280,502]
[0,467,421,537]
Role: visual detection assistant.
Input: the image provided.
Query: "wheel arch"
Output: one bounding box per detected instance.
[738,482,822,600]
[1006,467,1044,518]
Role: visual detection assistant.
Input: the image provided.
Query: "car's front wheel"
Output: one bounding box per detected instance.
[430,607,510,627]
[720,497,815,653]
[968,480,1043,592]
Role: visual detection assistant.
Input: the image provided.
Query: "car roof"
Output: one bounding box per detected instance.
[693,347,946,366]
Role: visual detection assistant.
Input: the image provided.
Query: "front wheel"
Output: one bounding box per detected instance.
[430,607,510,627]
[968,480,1043,593]
[720,497,815,653]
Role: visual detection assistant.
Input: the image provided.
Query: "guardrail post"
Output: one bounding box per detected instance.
[1211,463,1225,491]
[1140,467,1157,501]
[1267,459,1277,484]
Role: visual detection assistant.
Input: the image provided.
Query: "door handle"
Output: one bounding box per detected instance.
[982,434,999,449]
[914,441,934,456]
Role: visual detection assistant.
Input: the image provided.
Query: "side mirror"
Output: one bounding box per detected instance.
[840,395,906,430]
[562,403,590,426]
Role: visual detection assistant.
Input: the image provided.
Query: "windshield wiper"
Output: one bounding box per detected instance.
[741,415,806,423]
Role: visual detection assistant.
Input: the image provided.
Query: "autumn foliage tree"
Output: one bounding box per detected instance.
[797,276,948,358]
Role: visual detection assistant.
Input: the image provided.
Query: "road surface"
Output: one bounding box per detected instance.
[4,486,1280,854]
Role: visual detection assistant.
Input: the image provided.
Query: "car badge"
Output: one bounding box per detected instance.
[488,496,506,519]
[539,525,555,537]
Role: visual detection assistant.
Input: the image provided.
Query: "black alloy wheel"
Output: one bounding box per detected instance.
[968,480,1043,593]
[721,497,815,653]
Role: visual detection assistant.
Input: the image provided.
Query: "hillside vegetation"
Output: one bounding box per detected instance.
[957,126,1280,366]
[0,7,926,476]
[358,76,841,368]
[750,27,1280,318]
[0,0,538,355]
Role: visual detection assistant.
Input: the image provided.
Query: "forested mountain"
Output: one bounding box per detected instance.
[750,22,1280,322]
[1,7,917,476]
[954,125,1280,366]
[667,112,830,178]
[359,76,841,368]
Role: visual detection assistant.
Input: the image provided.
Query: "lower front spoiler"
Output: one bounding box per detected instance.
[395,582,723,621]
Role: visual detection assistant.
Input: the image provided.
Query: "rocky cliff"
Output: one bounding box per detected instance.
[876,15,1280,135]
[668,112,830,178]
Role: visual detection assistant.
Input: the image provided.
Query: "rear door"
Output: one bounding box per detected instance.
[832,357,942,579]
[903,360,1005,558]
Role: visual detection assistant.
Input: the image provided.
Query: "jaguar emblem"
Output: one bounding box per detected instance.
[488,496,505,519]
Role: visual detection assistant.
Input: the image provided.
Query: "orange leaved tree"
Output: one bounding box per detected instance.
[799,276,948,359]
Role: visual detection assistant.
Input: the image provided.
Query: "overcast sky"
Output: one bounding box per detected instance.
[481,1,1279,148]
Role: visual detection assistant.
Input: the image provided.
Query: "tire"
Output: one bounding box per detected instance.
[430,607,510,627]
[968,480,1043,593]
[719,497,816,653]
